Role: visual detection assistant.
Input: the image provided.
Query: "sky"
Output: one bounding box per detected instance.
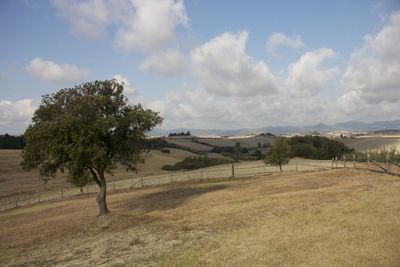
[1,0,400,134]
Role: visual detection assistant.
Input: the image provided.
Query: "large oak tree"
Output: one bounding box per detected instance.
[21,80,162,215]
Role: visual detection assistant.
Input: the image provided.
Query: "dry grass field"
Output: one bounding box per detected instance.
[0,148,195,198]
[0,168,399,266]
[341,136,400,152]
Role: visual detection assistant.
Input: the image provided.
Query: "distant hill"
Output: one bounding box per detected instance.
[151,119,400,137]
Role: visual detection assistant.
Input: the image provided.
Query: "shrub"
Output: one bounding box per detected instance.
[161,148,171,154]
[162,156,233,171]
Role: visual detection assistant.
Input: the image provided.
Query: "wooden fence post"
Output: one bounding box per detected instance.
[60,188,64,200]
[331,158,334,169]
[353,154,356,169]
[335,157,338,168]
[141,176,144,187]
[386,153,390,169]
[296,163,298,172]
[343,154,347,168]
[231,163,235,178]
[200,170,203,180]
[367,150,371,165]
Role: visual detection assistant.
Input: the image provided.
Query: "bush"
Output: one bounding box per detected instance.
[162,156,233,171]
[161,148,171,154]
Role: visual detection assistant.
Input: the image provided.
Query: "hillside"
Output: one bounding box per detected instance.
[0,169,399,266]
[0,149,195,198]
[151,119,400,136]
[164,135,276,153]
[340,136,400,152]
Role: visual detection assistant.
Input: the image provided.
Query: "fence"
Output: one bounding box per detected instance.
[1,158,398,212]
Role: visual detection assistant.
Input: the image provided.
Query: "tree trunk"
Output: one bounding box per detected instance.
[279,165,283,173]
[97,171,110,215]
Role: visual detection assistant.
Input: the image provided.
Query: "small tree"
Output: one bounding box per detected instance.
[266,137,291,172]
[21,80,162,215]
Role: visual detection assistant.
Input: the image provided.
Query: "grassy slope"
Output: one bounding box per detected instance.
[0,169,399,266]
[0,148,195,198]
[164,135,276,153]
[340,137,400,152]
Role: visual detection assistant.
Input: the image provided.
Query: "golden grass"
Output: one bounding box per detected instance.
[341,137,400,152]
[0,148,194,198]
[0,168,399,266]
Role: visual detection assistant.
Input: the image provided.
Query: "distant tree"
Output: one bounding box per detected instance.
[0,134,26,149]
[266,137,291,172]
[251,149,264,160]
[21,80,162,215]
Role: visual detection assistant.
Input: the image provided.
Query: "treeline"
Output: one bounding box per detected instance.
[168,131,191,137]
[288,135,352,159]
[0,134,25,149]
[211,142,265,161]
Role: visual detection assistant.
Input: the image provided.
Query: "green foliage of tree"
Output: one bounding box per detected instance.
[266,137,291,172]
[21,80,162,215]
[288,135,352,159]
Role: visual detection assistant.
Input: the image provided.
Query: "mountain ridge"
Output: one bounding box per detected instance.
[151,119,400,136]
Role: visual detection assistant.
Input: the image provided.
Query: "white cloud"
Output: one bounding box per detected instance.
[52,0,189,52]
[140,49,187,76]
[0,99,36,126]
[115,0,188,52]
[191,31,278,97]
[148,86,337,129]
[27,58,90,84]
[342,10,400,104]
[266,33,304,56]
[286,48,339,97]
[51,0,110,39]
[113,74,135,95]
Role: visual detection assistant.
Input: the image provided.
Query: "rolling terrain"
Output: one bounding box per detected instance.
[0,168,399,266]
[0,148,195,198]
[164,135,276,153]
[341,136,400,152]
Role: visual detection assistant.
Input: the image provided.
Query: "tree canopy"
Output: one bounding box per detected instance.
[266,137,291,172]
[21,80,162,215]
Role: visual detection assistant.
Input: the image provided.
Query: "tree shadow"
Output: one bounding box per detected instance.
[121,184,227,212]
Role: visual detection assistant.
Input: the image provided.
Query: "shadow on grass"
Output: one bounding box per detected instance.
[122,184,227,212]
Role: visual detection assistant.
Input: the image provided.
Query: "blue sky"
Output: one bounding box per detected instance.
[1,0,400,134]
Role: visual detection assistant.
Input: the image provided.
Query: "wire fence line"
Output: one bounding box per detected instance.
[2,158,397,212]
